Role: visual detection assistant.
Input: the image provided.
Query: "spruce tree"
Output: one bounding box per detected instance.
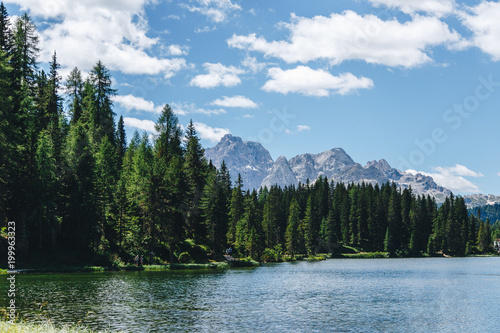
[183,120,207,241]
[66,67,83,124]
[285,198,300,259]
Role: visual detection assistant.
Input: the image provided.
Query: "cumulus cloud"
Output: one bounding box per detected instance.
[181,0,241,23]
[406,164,483,193]
[192,122,230,142]
[368,0,456,17]
[113,95,163,113]
[228,11,463,68]
[166,44,189,56]
[7,0,189,77]
[190,62,245,88]
[242,114,254,119]
[262,66,373,97]
[461,1,500,61]
[123,117,156,133]
[171,102,226,116]
[211,95,258,108]
[241,56,268,73]
[297,125,311,132]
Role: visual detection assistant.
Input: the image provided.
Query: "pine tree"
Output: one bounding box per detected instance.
[66,67,83,124]
[95,136,118,249]
[0,3,13,54]
[303,194,318,254]
[183,120,207,241]
[35,129,57,251]
[285,198,300,259]
[89,61,116,144]
[0,45,12,224]
[384,187,402,256]
[116,115,126,167]
[227,174,244,246]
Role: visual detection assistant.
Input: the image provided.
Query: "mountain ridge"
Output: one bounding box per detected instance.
[204,134,494,206]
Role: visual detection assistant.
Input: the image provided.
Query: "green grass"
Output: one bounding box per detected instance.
[0,320,117,333]
[338,252,387,259]
[304,254,327,261]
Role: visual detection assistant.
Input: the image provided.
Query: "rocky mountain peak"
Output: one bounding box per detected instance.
[219,133,242,144]
[204,135,454,202]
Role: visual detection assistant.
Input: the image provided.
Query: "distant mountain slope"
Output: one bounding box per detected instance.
[463,194,500,209]
[204,134,274,190]
[205,134,452,202]
[467,203,500,222]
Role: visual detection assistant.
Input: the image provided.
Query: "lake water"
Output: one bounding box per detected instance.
[2,257,500,332]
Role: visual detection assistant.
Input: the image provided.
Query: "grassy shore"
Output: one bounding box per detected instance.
[0,259,260,274]
[0,320,115,333]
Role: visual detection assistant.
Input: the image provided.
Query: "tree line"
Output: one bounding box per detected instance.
[0,6,496,265]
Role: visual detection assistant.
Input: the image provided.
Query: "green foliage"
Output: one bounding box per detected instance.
[1,9,492,268]
[261,244,284,262]
[177,252,193,263]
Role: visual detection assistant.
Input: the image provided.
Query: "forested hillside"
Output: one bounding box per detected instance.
[468,204,500,224]
[0,6,496,266]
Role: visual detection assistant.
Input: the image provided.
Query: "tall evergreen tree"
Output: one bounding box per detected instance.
[183,120,207,241]
[285,198,300,259]
[384,186,402,256]
[227,174,244,246]
[116,115,126,168]
[0,3,12,54]
[66,67,83,124]
[89,61,116,144]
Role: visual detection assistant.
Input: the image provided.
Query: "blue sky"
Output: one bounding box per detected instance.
[4,0,500,195]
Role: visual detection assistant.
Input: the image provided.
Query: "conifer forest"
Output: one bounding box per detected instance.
[0,6,496,266]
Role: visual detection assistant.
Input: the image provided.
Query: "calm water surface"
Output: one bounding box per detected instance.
[2,257,500,332]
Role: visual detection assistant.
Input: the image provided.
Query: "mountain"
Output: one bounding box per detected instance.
[204,134,273,190]
[205,134,451,201]
[462,194,500,209]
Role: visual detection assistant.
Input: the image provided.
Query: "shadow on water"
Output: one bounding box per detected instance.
[1,257,500,332]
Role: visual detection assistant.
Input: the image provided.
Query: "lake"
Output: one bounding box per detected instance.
[2,257,500,332]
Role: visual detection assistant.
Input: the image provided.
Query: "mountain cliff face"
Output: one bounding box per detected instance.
[205,135,452,201]
[204,134,274,190]
[463,194,500,208]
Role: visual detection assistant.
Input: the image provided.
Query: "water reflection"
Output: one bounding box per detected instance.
[1,258,500,332]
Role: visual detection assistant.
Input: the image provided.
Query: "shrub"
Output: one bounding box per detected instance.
[177,252,192,263]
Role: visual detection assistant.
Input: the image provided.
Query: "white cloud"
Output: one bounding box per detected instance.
[211,95,258,108]
[8,0,189,77]
[171,102,226,116]
[262,66,374,97]
[241,56,268,73]
[242,114,254,119]
[166,44,189,56]
[194,25,217,33]
[285,125,311,135]
[228,11,463,68]
[123,117,156,133]
[113,95,163,113]
[434,164,484,178]
[193,122,230,142]
[461,1,500,61]
[406,164,483,193]
[190,62,245,88]
[497,172,500,177]
[368,0,456,17]
[182,0,241,23]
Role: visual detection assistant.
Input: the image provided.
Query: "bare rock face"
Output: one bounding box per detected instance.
[462,194,500,208]
[204,134,274,190]
[205,135,453,202]
[261,156,298,189]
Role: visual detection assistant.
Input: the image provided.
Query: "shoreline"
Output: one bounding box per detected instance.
[2,253,498,274]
